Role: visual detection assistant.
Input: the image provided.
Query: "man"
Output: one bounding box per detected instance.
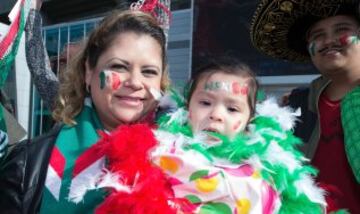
[251,0,360,213]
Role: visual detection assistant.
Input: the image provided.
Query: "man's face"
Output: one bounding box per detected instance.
[307,15,360,77]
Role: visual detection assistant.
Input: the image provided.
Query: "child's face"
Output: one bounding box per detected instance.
[188,72,251,138]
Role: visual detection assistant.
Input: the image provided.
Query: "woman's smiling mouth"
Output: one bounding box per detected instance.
[115,95,145,107]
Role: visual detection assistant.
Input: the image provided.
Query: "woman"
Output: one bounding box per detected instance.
[0,9,169,214]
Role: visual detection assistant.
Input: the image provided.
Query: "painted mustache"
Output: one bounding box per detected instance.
[317,45,344,54]
[308,34,359,56]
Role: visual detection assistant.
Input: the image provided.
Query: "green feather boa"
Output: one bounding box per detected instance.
[156,91,325,214]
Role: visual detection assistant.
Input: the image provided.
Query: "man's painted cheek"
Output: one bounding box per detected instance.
[308,34,360,56]
[308,41,317,56]
[338,34,359,46]
[204,81,249,95]
[99,70,121,90]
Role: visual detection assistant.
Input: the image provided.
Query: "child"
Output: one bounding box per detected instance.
[151,57,326,213]
[73,57,326,214]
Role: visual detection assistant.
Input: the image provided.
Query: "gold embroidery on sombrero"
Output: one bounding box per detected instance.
[250,0,358,62]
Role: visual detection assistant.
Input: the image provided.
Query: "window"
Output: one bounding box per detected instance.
[171,0,191,11]
[70,24,85,43]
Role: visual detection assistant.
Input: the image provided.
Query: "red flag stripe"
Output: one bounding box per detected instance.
[49,146,66,178]
[0,0,24,59]
[73,143,105,178]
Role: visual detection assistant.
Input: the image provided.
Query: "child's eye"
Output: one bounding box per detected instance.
[199,100,211,106]
[227,106,239,113]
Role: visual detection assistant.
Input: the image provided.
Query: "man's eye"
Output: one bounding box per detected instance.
[335,27,355,37]
[199,100,211,106]
[335,26,352,33]
[309,33,324,42]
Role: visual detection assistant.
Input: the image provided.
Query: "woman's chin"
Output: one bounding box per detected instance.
[116,115,141,124]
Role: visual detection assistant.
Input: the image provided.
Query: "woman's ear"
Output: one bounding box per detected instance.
[85,59,93,87]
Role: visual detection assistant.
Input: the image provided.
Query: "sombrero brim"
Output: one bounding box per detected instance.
[250,0,359,62]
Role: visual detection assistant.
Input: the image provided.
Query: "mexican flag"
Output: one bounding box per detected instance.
[0,0,31,87]
[0,0,31,131]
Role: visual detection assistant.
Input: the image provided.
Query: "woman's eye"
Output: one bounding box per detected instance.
[109,64,127,72]
[199,100,211,106]
[142,69,159,76]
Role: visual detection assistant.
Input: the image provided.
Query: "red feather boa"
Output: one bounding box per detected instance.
[95,124,179,214]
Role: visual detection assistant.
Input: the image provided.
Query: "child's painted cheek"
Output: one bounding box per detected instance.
[232,120,242,131]
[308,41,316,57]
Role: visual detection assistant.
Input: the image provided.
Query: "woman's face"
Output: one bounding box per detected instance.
[85,32,163,131]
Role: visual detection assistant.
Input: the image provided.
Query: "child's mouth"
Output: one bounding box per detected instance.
[203,128,220,134]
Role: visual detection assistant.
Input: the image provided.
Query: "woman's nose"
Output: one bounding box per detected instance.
[124,71,143,90]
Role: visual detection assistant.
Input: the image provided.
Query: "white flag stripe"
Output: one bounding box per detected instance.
[44,165,62,201]
[68,157,106,202]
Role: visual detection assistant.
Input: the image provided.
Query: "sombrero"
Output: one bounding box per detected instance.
[250,0,359,62]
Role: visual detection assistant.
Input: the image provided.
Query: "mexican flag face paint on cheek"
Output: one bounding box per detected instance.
[99,70,122,91]
[111,72,121,90]
[338,34,359,46]
[308,41,316,57]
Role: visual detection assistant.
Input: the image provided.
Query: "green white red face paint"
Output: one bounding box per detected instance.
[307,34,360,56]
[99,70,121,90]
[308,41,316,56]
[338,34,359,46]
[204,81,248,95]
[149,87,163,101]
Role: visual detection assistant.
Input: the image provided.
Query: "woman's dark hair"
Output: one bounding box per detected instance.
[187,56,259,117]
[53,10,170,124]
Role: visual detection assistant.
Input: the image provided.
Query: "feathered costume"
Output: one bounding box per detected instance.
[70,91,326,214]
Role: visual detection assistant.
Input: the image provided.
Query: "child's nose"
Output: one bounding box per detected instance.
[209,107,223,122]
